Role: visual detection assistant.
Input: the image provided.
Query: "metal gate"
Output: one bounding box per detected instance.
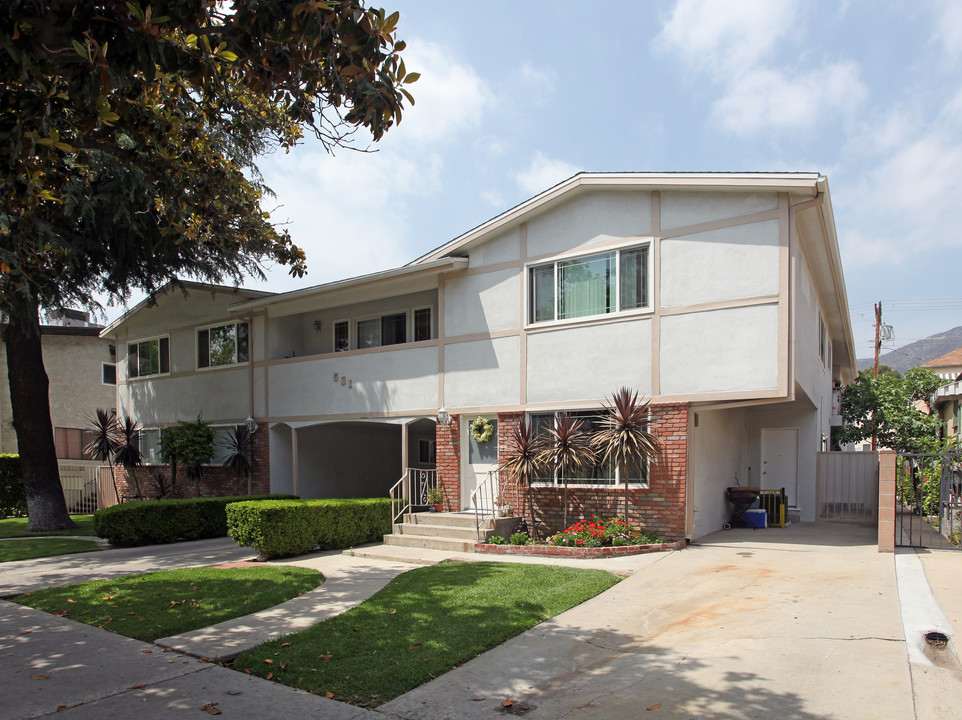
[895,451,962,550]
[58,461,117,513]
[816,451,879,522]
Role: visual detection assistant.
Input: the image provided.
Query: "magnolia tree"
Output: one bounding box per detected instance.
[0,1,415,530]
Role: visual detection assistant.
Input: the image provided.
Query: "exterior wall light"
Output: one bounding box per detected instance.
[437,407,451,426]
[245,416,259,434]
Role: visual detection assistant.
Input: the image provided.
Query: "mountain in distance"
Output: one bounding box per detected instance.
[856,325,962,374]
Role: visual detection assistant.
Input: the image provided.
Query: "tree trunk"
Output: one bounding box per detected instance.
[3,293,77,531]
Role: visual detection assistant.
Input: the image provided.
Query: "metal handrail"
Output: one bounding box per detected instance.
[390,468,438,525]
[470,470,497,540]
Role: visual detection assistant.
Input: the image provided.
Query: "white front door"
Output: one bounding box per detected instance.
[761,427,798,506]
[461,416,498,511]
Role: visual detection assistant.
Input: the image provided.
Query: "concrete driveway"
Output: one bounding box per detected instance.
[381,522,915,720]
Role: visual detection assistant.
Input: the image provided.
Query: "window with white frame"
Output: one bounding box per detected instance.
[139,428,164,464]
[529,244,650,324]
[530,410,649,486]
[127,337,170,378]
[334,307,432,352]
[198,321,249,368]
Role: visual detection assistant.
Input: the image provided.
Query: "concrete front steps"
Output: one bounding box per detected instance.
[382,512,521,553]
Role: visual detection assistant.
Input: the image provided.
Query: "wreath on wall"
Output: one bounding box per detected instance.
[471,416,494,444]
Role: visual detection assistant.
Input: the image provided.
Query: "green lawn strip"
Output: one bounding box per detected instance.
[13,566,323,642]
[0,538,102,563]
[0,515,96,538]
[233,561,621,707]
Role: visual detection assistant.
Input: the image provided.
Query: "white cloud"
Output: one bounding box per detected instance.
[481,188,506,208]
[712,61,867,135]
[934,0,962,63]
[514,153,579,196]
[655,0,800,76]
[386,39,493,147]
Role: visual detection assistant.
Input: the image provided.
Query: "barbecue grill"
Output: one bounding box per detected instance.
[725,486,762,530]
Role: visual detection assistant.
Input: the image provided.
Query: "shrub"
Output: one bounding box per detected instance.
[547,515,661,547]
[509,532,529,546]
[487,535,507,545]
[227,498,392,558]
[94,495,296,546]
[0,454,26,517]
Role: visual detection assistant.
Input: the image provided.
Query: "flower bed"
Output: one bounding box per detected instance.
[475,539,685,558]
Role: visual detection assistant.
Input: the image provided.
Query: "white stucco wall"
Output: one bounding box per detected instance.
[525,320,652,404]
[269,345,439,417]
[525,191,652,258]
[660,220,779,307]
[127,366,251,425]
[660,304,779,395]
[467,227,520,268]
[443,269,519,336]
[660,191,777,230]
[444,336,521,408]
[691,406,750,539]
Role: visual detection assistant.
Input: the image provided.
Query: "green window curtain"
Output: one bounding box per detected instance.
[558,253,613,320]
[619,246,648,310]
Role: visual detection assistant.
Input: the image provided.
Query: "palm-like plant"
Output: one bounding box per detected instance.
[84,409,120,503]
[498,417,547,538]
[113,416,144,499]
[594,387,661,522]
[220,424,253,495]
[539,412,596,528]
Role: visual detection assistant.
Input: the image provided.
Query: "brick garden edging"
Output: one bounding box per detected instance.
[474,539,686,558]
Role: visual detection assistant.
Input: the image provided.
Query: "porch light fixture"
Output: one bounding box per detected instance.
[313,320,322,332]
[245,416,258,434]
[437,407,451,426]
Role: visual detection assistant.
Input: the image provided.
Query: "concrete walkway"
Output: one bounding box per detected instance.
[1,523,960,718]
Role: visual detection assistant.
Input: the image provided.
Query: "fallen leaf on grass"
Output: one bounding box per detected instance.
[410,643,423,649]
[266,672,273,680]
[66,599,76,603]
[317,654,332,660]
[324,691,335,699]
[280,662,287,670]
[54,611,70,617]
[281,642,291,647]
[390,609,396,614]
[264,659,273,664]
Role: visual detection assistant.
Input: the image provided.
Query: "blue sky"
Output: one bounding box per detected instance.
[112,1,962,362]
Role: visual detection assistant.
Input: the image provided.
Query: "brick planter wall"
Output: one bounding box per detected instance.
[497,403,690,542]
[112,421,271,500]
[475,539,686,558]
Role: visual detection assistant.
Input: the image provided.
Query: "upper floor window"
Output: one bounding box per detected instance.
[127,336,169,378]
[334,307,433,352]
[529,244,650,324]
[198,321,249,368]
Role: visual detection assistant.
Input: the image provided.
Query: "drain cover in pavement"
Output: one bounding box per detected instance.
[925,631,948,649]
[496,701,535,716]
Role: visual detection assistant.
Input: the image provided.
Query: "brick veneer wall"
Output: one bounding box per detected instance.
[499,403,690,542]
[112,421,271,500]
[434,414,461,511]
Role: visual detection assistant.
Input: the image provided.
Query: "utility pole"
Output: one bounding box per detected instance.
[872,302,882,450]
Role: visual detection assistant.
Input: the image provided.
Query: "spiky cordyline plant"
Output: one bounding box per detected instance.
[84,409,121,503]
[594,387,661,523]
[498,417,547,538]
[113,417,144,499]
[539,413,596,528]
[220,424,253,495]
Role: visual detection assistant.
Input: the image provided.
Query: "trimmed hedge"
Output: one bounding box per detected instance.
[227,498,392,559]
[0,454,26,518]
[94,495,297,546]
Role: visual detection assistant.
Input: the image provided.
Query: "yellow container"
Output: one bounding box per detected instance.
[758,490,786,527]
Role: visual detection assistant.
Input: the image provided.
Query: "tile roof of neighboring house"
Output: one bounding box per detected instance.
[922,347,962,368]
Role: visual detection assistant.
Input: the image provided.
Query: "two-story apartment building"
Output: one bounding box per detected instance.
[101,172,857,540]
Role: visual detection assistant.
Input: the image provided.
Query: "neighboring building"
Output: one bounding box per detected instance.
[101,172,857,540]
[0,311,117,458]
[921,348,962,381]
